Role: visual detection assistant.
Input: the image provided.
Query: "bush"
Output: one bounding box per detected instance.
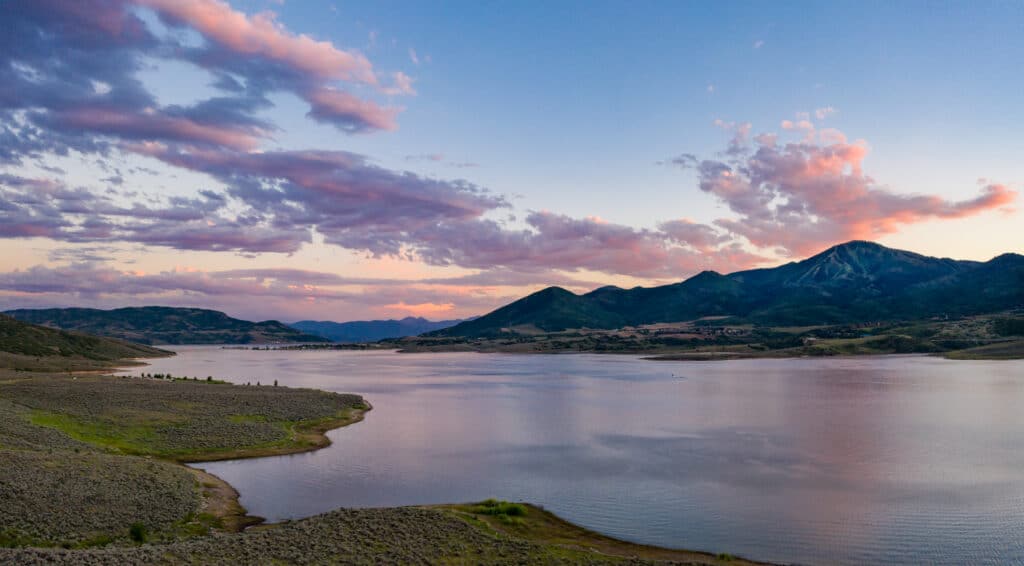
[128,523,147,544]
[470,499,527,524]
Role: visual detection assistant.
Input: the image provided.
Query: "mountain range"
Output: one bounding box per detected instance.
[290,317,466,343]
[4,307,324,345]
[434,241,1024,337]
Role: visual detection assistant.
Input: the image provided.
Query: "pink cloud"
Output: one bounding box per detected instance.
[679,124,1018,256]
[384,301,455,316]
[414,212,768,278]
[382,71,416,96]
[50,107,266,150]
[304,87,400,132]
[658,219,730,252]
[0,264,524,321]
[139,0,378,84]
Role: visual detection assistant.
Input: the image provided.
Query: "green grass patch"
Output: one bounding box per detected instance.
[29,411,156,454]
[469,499,528,525]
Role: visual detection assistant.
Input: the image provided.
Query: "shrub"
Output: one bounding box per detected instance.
[470,499,527,524]
[128,523,147,544]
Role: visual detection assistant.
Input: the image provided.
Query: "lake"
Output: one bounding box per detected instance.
[126,348,1024,565]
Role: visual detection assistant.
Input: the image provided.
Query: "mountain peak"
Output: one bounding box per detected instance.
[833,239,886,249]
[780,239,970,289]
[686,269,725,281]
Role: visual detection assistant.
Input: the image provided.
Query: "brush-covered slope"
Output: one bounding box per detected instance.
[438,287,626,337]
[291,317,466,343]
[0,314,170,370]
[4,307,324,345]
[435,241,1024,337]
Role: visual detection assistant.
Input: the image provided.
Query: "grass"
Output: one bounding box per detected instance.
[439,500,762,565]
[2,374,369,462]
[468,499,528,525]
[0,370,369,547]
[943,338,1024,360]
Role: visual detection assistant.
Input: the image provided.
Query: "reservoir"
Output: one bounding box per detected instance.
[128,348,1024,565]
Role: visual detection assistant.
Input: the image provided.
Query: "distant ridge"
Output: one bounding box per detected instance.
[4,306,324,345]
[433,241,1024,337]
[291,317,467,343]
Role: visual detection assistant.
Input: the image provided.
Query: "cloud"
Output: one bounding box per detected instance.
[814,106,836,120]
[672,121,1017,256]
[405,153,445,162]
[139,0,378,83]
[0,263,525,321]
[658,219,730,252]
[0,0,406,164]
[45,106,268,150]
[128,144,507,255]
[753,40,765,49]
[384,301,454,316]
[408,212,768,278]
[0,173,309,252]
[382,71,416,96]
[304,86,399,132]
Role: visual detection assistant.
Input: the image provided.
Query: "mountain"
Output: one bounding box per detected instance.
[435,241,1024,337]
[0,313,170,370]
[290,317,467,343]
[4,307,324,345]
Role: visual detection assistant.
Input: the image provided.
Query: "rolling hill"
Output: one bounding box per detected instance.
[4,307,324,345]
[434,241,1024,337]
[290,317,466,343]
[0,313,170,370]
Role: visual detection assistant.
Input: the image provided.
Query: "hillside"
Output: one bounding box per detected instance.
[435,241,1024,337]
[4,307,324,345]
[0,314,170,371]
[291,317,465,343]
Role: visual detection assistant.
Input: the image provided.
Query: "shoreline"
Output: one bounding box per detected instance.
[165,401,373,530]
[182,418,767,564]
[118,356,770,564]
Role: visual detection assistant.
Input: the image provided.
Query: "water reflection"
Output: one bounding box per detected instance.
[127,349,1024,565]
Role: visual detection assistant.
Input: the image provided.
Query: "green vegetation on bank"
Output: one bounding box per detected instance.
[0,314,170,371]
[0,370,370,548]
[3,374,368,462]
[0,397,202,548]
[388,313,1024,360]
[0,504,762,565]
[442,500,760,564]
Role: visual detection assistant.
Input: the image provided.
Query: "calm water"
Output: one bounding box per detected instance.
[127,348,1024,565]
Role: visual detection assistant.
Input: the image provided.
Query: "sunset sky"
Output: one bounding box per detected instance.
[1,0,1021,322]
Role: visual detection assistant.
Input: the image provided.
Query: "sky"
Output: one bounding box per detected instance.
[0,0,1021,322]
